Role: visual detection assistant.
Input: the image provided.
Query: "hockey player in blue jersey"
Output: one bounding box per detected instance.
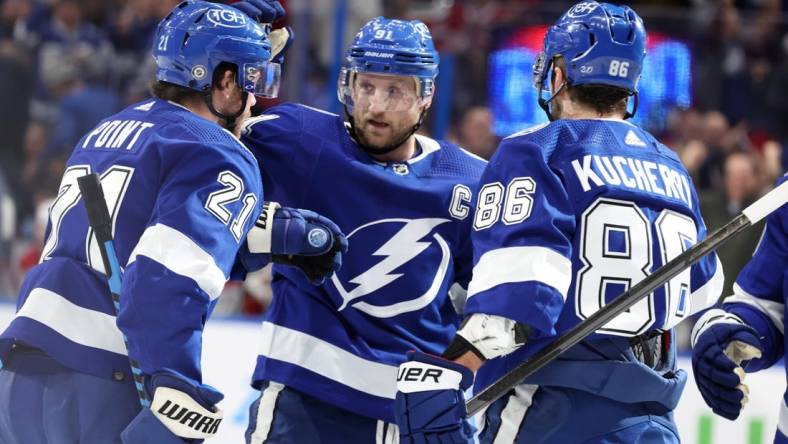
[394,2,725,443]
[0,1,346,443]
[690,174,787,442]
[241,16,486,444]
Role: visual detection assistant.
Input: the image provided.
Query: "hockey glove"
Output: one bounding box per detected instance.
[245,201,348,284]
[691,308,763,420]
[121,373,224,443]
[395,351,475,444]
[230,0,285,23]
[229,1,293,65]
[268,27,294,65]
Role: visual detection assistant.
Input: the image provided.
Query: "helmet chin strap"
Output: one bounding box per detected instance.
[203,90,250,131]
[624,92,639,120]
[343,103,427,157]
[537,81,567,122]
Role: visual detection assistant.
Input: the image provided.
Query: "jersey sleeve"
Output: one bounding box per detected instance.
[463,138,575,339]
[449,216,476,314]
[116,131,262,386]
[241,103,316,207]
[722,177,787,370]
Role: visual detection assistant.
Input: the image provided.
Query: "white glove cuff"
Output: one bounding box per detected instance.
[690,308,746,348]
[396,361,463,393]
[456,314,525,360]
[151,386,224,439]
[247,201,281,254]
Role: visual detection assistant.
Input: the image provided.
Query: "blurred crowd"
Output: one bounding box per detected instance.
[0,0,786,322]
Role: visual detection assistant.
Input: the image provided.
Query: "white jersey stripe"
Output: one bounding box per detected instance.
[467,246,572,300]
[129,223,227,300]
[258,322,399,399]
[16,288,127,355]
[687,256,725,317]
[725,283,785,334]
[249,382,285,444]
[493,385,539,444]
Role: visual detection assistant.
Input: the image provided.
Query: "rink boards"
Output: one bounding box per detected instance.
[0,303,783,443]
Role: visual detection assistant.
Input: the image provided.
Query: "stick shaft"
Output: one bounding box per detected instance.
[465,213,751,416]
[78,173,150,408]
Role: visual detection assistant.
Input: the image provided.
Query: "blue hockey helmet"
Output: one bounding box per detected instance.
[338,16,439,107]
[153,1,280,98]
[533,1,646,117]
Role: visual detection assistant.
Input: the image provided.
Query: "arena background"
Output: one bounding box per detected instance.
[0,0,786,442]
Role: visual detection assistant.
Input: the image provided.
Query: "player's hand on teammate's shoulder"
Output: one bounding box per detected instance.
[691,308,764,420]
[244,201,348,284]
[229,0,285,23]
[394,351,475,444]
[121,373,224,444]
[229,0,293,65]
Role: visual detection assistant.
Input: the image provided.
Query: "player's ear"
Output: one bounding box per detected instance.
[420,85,435,112]
[213,65,237,94]
[551,66,565,95]
[421,94,434,112]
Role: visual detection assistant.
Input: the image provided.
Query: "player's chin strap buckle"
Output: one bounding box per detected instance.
[151,386,223,440]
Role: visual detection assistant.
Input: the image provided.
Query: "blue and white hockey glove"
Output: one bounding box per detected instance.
[244,201,348,284]
[691,308,763,420]
[395,351,475,444]
[230,0,285,23]
[122,373,224,444]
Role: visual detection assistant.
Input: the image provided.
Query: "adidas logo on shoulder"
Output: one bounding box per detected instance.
[134,101,155,112]
[505,122,549,139]
[624,130,646,147]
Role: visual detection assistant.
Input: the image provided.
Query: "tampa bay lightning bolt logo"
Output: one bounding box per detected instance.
[331,218,452,318]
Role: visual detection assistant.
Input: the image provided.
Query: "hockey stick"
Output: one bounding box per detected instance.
[465,180,788,417]
[77,173,150,408]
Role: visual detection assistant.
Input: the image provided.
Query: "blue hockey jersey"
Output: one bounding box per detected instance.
[0,99,263,389]
[721,174,787,438]
[241,103,486,422]
[465,119,724,392]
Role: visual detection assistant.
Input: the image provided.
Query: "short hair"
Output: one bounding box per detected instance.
[149,62,237,104]
[554,57,630,117]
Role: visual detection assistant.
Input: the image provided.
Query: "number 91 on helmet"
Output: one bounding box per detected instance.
[337,16,439,114]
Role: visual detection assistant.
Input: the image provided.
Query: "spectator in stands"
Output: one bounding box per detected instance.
[38,53,120,176]
[36,0,114,88]
[455,105,499,159]
[0,31,33,224]
[0,170,15,296]
[700,151,765,296]
[108,0,180,101]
